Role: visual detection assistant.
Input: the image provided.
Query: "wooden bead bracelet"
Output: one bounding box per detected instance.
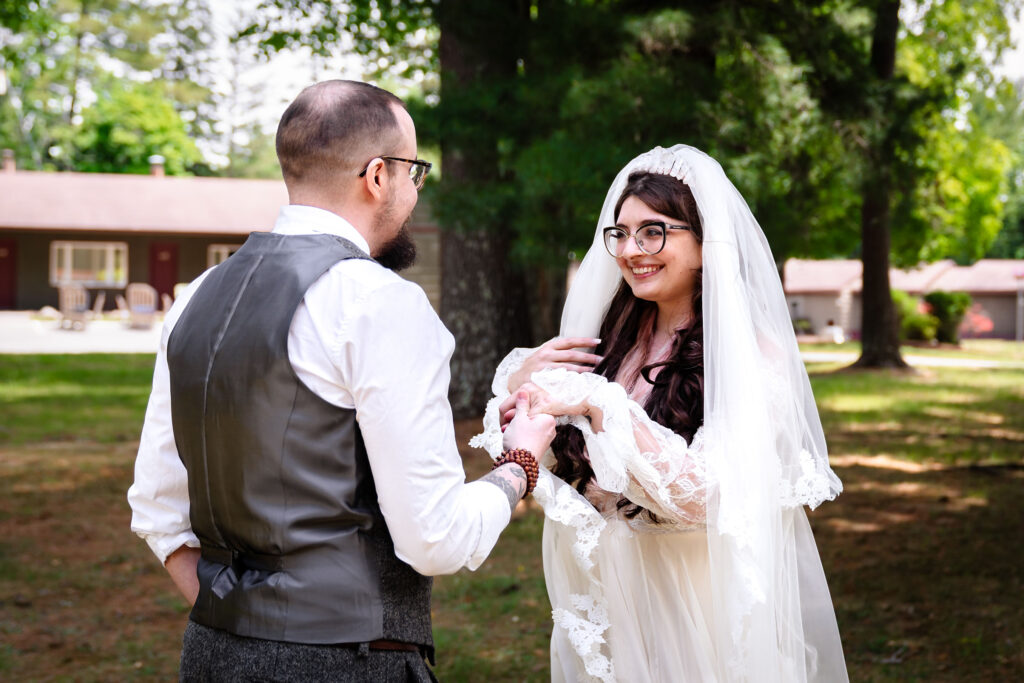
[492,448,539,497]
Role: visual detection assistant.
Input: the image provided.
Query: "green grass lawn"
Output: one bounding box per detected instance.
[1,354,1022,681]
[0,354,155,444]
[799,339,1024,363]
[808,363,1024,463]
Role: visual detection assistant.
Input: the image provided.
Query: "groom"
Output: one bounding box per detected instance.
[128,80,554,681]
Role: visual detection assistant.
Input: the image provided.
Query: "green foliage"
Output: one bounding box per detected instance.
[988,208,1024,259]
[0,2,40,31]
[73,80,201,175]
[238,0,1021,272]
[507,6,864,266]
[892,289,939,342]
[983,79,1024,259]
[923,290,972,344]
[884,0,1017,266]
[0,0,215,172]
[0,5,76,169]
[242,0,437,80]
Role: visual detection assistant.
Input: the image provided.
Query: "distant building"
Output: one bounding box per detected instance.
[784,258,1024,339]
[0,154,440,311]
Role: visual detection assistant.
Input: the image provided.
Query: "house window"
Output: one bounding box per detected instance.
[49,241,128,287]
[207,243,242,268]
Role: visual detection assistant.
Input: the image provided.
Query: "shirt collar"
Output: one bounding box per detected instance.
[271,204,371,255]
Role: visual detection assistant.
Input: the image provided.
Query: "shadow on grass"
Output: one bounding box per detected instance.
[809,366,1024,463]
[814,459,1024,681]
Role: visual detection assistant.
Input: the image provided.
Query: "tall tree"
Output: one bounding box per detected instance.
[432,0,532,414]
[856,0,906,367]
[73,79,201,174]
[245,0,541,416]
[242,1,854,411]
[243,0,1020,397]
[0,0,215,171]
[771,0,1017,365]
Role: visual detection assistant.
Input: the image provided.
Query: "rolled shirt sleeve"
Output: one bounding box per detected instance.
[127,277,205,564]
[341,276,511,575]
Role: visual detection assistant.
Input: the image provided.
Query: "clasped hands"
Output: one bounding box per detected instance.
[501,337,604,435]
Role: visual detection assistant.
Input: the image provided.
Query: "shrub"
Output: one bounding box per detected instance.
[793,318,814,335]
[892,290,939,342]
[923,291,972,344]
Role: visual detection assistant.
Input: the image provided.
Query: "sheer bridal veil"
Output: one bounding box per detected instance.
[561,145,848,682]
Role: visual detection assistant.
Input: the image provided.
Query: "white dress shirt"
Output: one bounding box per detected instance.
[127,204,511,575]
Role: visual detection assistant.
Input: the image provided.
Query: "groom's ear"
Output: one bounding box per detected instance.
[360,157,388,202]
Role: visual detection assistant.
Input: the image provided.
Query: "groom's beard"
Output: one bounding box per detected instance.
[376,223,417,272]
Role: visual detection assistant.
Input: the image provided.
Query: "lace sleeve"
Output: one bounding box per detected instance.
[491,346,538,397]
[469,346,538,461]
[530,368,711,528]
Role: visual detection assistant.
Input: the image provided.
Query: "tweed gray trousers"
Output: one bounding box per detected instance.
[179,621,438,683]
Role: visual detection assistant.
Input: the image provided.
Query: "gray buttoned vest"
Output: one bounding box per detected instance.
[167,232,433,652]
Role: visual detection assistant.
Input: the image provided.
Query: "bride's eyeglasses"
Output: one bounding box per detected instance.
[602,221,693,257]
[359,156,433,190]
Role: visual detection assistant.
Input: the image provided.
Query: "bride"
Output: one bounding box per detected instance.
[473,145,848,682]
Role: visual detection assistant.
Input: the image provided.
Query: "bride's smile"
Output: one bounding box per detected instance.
[614,195,702,315]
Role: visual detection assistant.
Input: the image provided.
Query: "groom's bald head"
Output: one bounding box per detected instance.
[275,80,406,191]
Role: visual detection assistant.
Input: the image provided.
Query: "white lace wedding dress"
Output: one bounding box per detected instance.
[473,347,724,683]
[477,145,849,682]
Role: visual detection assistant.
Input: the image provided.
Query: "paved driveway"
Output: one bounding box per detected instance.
[0,311,162,354]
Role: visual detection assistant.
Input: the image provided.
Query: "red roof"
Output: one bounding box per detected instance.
[784,258,1024,295]
[783,259,862,294]
[929,259,1024,294]
[0,169,440,235]
[0,169,289,235]
[888,260,956,293]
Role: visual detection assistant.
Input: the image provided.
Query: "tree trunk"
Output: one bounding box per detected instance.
[854,0,907,369]
[856,166,906,367]
[437,1,531,418]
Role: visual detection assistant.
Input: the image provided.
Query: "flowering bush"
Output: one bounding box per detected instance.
[959,303,995,338]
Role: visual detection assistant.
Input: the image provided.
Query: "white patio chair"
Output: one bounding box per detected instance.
[125,283,158,329]
[58,284,90,330]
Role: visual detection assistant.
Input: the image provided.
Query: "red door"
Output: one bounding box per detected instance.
[149,243,179,299]
[0,240,16,309]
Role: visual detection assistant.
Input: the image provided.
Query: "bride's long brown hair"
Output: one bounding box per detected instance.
[550,172,705,519]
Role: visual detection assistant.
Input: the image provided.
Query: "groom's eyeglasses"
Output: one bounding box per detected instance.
[602,221,693,257]
[358,156,433,191]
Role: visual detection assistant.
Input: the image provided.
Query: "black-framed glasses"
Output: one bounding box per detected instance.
[358,156,432,190]
[602,221,693,257]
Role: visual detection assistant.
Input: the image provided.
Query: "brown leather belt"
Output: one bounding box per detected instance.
[365,639,421,653]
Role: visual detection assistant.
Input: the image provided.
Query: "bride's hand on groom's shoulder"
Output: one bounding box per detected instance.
[507,337,603,393]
